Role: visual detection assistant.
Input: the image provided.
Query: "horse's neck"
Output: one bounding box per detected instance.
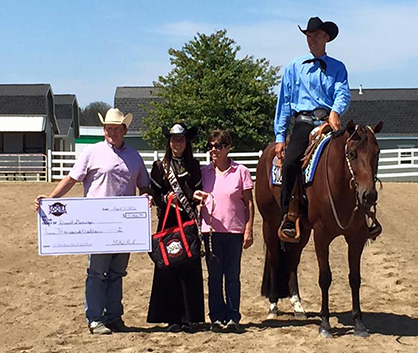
[321,133,354,198]
[329,134,349,177]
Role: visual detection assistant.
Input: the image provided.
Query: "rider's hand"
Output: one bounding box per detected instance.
[328,111,341,131]
[275,142,285,160]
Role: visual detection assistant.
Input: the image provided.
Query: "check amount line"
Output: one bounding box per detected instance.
[44,230,124,235]
[94,222,123,224]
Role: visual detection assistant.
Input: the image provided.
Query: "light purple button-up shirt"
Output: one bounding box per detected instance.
[69,141,150,197]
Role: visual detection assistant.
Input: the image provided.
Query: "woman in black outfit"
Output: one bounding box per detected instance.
[147,123,204,332]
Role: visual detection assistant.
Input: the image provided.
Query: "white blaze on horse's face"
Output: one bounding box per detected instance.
[345,125,381,208]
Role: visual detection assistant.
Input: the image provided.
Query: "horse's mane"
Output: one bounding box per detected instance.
[331,124,369,140]
[331,128,346,139]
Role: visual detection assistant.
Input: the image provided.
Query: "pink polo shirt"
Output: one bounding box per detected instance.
[201,160,253,234]
[69,141,150,197]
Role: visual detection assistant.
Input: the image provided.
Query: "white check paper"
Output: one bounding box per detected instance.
[38,196,151,255]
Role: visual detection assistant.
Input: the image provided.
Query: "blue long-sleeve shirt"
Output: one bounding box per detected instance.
[274,53,351,143]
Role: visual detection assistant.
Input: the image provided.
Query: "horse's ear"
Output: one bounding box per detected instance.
[372,121,383,134]
[346,120,356,135]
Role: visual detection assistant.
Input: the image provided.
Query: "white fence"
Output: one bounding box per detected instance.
[49,150,264,181]
[2,148,417,182]
[377,148,418,180]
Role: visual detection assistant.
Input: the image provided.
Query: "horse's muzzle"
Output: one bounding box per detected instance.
[359,189,377,208]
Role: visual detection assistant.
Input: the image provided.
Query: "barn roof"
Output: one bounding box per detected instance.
[0,84,51,96]
[54,94,78,136]
[0,84,54,116]
[114,86,162,133]
[343,88,418,136]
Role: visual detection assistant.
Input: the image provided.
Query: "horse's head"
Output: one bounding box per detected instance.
[345,120,383,208]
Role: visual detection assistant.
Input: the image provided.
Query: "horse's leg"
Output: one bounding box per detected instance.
[288,274,306,318]
[263,249,280,318]
[286,237,309,318]
[347,238,369,337]
[314,232,333,338]
[261,220,281,318]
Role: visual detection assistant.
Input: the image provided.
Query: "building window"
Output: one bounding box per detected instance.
[24,133,44,153]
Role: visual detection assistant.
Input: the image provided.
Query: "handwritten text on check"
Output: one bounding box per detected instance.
[38,196,151,255]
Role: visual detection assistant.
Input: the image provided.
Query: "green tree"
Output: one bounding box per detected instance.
[81,101,111,126]
[141,30,280,151]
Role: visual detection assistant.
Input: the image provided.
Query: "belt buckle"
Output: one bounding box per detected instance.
[312,108,329,120]
[297,115,313,123]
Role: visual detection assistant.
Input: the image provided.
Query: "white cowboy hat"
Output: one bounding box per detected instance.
[98,108,133,128]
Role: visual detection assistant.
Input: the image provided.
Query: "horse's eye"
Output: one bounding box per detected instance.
[347,151,356,160]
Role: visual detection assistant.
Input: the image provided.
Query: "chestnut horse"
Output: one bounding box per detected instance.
[255,120,383,337]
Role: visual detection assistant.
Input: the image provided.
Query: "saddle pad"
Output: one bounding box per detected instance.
[303,132,332,184]
[271,155,282,186]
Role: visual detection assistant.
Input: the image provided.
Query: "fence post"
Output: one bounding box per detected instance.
[153,150,158,161]
[47,149,52,182]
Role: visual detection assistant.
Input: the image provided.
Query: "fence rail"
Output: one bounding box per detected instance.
[1,148,418,182]
[49,150,264,181]
[0,154,47,181]
[377,148,418,180]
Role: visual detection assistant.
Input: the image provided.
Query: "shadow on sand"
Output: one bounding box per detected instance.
[116,311,418,337]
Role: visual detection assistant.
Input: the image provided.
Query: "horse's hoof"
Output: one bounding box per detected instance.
[266,307,280,319]
[294,311,307,319]
[354,329,370,338]
[319,327,333,338]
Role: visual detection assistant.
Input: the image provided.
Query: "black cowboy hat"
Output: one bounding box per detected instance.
[298,17,339,42]
[162,122,198,140]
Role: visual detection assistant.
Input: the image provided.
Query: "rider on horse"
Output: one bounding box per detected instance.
[274,17,351,240]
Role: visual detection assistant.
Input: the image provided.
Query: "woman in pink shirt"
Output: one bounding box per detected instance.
[194,130,254,332]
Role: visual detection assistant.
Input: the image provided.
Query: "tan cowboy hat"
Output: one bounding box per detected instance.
[98,108,133,128]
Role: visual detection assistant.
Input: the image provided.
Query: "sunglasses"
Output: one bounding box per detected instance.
[206,142,225,151]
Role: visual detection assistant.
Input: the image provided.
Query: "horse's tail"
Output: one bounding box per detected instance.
[261,242,291,300]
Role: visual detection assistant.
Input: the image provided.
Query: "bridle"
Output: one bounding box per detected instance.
[325,125,380,231]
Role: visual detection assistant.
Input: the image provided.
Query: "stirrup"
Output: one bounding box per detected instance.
[278,214,301,243]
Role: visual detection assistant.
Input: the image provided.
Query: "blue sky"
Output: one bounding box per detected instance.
[1,0,418,107]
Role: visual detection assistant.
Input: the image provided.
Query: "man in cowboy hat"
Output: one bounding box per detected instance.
[35,108,150,334]
[274,17,351,240]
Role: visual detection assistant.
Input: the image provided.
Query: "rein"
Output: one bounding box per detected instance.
[324,131,359,230]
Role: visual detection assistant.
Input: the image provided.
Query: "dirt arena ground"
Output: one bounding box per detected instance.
[0,182,417,353]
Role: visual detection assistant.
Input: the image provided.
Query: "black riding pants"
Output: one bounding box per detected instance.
[280,121,315,214]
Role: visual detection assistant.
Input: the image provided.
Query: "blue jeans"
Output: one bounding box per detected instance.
[85,253,130,324]
[203,232,243,323]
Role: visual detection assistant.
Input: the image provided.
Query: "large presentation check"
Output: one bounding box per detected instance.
[37,196,151,255]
